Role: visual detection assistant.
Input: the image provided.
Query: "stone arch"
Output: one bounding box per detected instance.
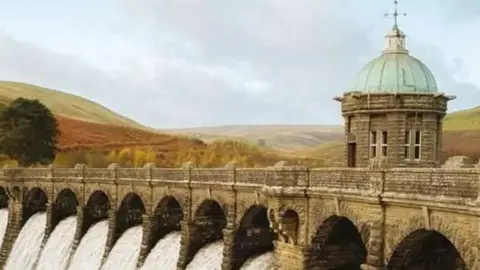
[82,190,111,237]
[52,188,79,230]
[232,205,274,270]
[148,196,183,253]
[337,203,372,249]
[387,229,467,270]
[185,199,226,266]
[0,186,9,209]
[22,187,48,225]
[115,192,146,242]
[307,215,367,270]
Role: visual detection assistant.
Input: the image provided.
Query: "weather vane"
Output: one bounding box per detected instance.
[385,0,407,27]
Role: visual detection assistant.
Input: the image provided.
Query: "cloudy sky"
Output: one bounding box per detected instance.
[0,0,479,128]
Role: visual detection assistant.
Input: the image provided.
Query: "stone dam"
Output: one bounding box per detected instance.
[0,162,476,270]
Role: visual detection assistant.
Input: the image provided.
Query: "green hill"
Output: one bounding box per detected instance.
[444,106,480,131]
[0,81,145,128]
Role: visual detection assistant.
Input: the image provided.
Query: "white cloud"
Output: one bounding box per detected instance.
[0,0,478,128]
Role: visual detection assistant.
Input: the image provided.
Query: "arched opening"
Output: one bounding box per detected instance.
[307,215,367,270]
[22,187,48,225]
[232,205,274,270]
[82,190,111,237]
[52,188,79,230]
[148,196,183,252]
[115,192,145,243]
[280,209,299,244]
[387,229,467,270]
[0,186,9,208]
[185,199,226,266]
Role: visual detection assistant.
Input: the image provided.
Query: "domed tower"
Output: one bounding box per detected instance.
[334,2,455,168]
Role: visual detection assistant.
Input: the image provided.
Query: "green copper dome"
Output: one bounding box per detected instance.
[351,26,438,93]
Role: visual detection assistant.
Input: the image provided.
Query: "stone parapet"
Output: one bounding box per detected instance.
[0,164,478,202]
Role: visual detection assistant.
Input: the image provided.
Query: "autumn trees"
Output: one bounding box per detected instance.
[0,98,59,167]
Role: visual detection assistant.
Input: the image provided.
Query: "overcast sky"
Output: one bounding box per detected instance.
[0,0,479,128]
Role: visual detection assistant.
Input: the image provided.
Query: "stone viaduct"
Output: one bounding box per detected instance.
[0,161,477,270]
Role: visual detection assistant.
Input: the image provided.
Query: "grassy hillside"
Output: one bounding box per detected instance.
[0,81,145,128]
[164,125,344,152]
[24,116,324,168]
[0,81,326,168]
[444,106,480,131]
[4,80,480,167]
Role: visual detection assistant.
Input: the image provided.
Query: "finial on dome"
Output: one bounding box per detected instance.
[383,0,409,54]
[385,0,406,29]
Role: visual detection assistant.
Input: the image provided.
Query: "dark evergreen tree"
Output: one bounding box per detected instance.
[0,98,59,167]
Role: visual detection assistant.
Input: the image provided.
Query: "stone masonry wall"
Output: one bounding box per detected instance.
[339,92,449,168]
[0,163,477,269]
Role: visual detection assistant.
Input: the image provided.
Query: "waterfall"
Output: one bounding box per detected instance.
[186,241,224,270]
[101,225,143,270]
[36,216,77,270]
[140,231,181,270]
[68,220,109,270]
[5,212,46,270]
[0,208,9,247]
[240,252,275,270]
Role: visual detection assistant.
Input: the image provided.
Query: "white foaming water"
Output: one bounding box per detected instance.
[36,215,77,270]
[0,208,9,247]
[5,212,46,270]
[186,241,224,270]
[101,225,143,270]
[240,252,275,270]
[141,231,181,270]
[68,220,109,270]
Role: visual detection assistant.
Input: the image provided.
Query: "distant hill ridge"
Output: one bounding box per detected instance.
[0,81,146,129]
[3,81,480,161]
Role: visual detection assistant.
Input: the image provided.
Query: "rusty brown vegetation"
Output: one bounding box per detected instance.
[0,116,323,168]
[0,111,478,169]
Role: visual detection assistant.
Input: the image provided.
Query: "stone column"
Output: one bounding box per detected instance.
[42,202,55,246]
[220,228,235,270]
[421,113,439,167]
[64,206,85,269]
[137,213,154,268]
[274,241,308,270]
[386,112,407,167]
[31,202,55,269]
[356,114,371,167]
[176,221,199,270]
[0,201,22,267]
[101,209,116,266]
[361,208,386,270]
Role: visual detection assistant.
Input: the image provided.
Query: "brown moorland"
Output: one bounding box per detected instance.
[51,115,480,168]
[296,130,480,166]
[56,115,188,151]
[52,115,326,168]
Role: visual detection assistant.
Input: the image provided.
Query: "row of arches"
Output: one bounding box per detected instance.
[5,186,470,269]
[306,215,467,270]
